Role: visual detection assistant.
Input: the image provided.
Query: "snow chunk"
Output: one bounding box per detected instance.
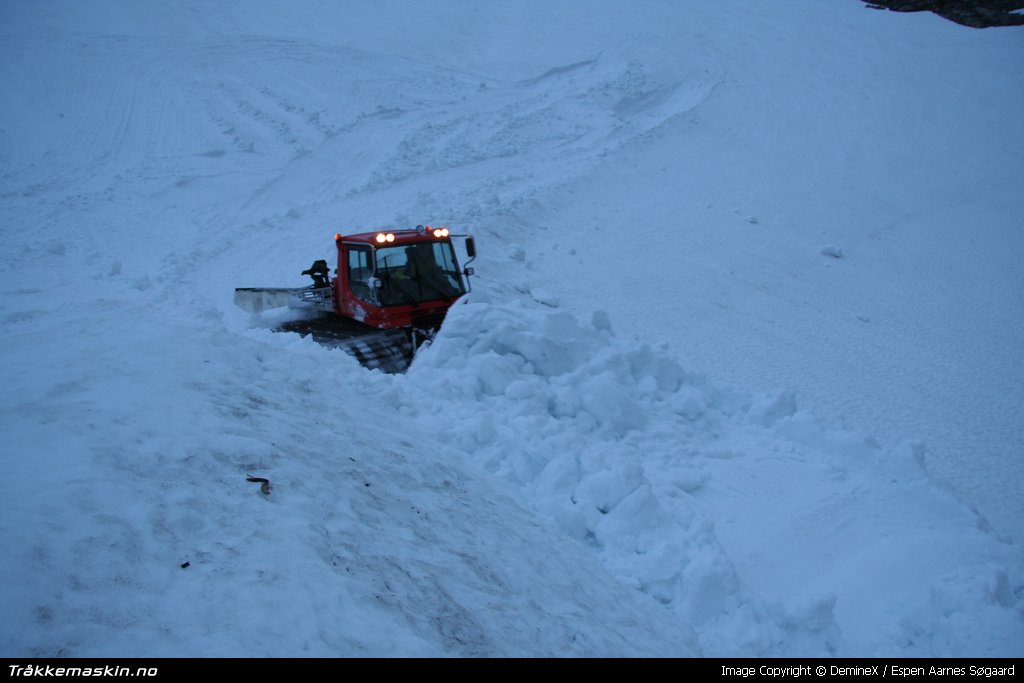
[747,389,797,427]
[591,309,613,333]
[530,286,560,307]
[821,244,844,259]
[579,370,648,435]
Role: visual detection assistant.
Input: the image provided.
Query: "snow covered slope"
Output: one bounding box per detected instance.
[1,0,1021,658]
[522,1,1024,547]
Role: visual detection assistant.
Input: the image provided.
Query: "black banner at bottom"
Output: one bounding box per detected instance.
[2,658,1021,679]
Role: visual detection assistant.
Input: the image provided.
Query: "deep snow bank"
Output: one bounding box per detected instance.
[0,301,701,657]
[373,296,1024,657]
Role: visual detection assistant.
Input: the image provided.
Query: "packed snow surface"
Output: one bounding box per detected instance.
[1,0,1021,658]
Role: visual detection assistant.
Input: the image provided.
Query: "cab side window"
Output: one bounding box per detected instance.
[347,246,372,302]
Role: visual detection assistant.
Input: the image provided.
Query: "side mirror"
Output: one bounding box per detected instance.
[368,277,382,289]
[465,236,476,259]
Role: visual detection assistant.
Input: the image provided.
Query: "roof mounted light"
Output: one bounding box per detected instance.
[433,227,450,238]
[375,233,387,243]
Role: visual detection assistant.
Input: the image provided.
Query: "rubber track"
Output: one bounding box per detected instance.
[278,315,415,374]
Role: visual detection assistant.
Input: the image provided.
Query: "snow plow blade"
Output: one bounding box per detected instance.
[234,287,305,314]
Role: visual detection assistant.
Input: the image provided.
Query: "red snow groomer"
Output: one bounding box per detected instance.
[235,226,476,372]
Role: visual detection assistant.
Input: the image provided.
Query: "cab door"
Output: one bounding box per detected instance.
[336,243,378,322]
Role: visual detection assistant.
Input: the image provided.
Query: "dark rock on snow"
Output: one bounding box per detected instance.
[862,0,1024,27]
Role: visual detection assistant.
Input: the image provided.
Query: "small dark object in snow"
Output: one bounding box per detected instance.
[247,475,272,495]
[180,561,190,569]
[365,482,371,487]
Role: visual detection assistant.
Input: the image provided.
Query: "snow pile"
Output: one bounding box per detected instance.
[0,304,701,657]
[381,297,1023,656]
[408,302,771,655]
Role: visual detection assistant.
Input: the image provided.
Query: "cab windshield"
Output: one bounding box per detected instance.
[375,241,465,305]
